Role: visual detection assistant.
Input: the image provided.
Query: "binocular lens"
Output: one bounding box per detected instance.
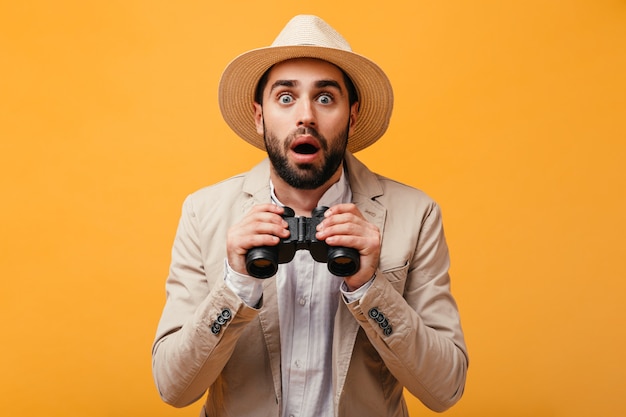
[246,248,278,279]
[328,258,358,276]
[334,257,353,265]
[327,247,360,277]
[252,259,273,267]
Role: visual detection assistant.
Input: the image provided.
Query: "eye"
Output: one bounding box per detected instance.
[278,94,293,104]
[317,94,333,105]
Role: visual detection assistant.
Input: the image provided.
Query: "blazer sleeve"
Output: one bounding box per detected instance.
[347,201,468,412]
[151,194,259,407]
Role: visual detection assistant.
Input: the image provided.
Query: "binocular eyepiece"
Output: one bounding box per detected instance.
[245,206,360,279]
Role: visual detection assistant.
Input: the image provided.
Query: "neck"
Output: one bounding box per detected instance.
[270,165,343,216]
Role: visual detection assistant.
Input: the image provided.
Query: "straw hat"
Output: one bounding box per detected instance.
[218,15,394,153]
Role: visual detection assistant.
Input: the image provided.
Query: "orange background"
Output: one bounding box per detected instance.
[1,1,625,416]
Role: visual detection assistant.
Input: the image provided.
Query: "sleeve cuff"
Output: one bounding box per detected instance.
[341,273,375,303]
[224,259,264,307]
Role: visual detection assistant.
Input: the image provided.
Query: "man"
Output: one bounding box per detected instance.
[152,15,468,417]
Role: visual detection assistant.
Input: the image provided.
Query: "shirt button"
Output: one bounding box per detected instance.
[295,359,302,368]
[298,297,306,306]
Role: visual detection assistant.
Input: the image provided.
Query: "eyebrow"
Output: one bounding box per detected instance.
[315,79,343,91]
[268,79,344,94]
[269,79,297,93]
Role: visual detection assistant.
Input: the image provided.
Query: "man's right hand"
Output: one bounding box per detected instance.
[226,204,290,276]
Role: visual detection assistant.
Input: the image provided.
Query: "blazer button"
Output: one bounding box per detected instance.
[221,308,232,321]
[210,323,221,335]
[216,315,227,325]
[380,318,389,329]
[376,313,385,324]
[383,326,393,336]
[368,308,380,319]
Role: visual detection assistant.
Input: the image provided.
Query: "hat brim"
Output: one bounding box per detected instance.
[218,45,393,153]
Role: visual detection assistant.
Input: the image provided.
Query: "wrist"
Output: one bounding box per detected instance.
[341,273,376,302]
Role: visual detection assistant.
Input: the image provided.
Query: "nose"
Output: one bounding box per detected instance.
[296,99,316,127]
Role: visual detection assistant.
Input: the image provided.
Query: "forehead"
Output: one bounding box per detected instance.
[265,58,346,84]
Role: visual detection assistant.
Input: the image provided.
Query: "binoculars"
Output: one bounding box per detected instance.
[245,206,360,279]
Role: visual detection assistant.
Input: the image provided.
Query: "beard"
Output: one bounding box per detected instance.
[264,124,349,190]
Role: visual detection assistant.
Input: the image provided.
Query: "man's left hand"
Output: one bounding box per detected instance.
[315,203,381,291]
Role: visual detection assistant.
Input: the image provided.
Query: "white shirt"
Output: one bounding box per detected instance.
[225,169,371,417]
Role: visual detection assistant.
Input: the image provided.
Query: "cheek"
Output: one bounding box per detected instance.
[326,113,352,134]
[261,113,293,137]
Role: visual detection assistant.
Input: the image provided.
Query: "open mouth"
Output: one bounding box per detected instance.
[293,143,319,154]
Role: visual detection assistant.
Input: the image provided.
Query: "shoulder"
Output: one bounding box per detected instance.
[190,172,247,200]
[186,172,245,206]
[377,175,437,208]
[346,152,436,208]
[180,173,252,227]
[183,158,271,217]
[374,175,442,233]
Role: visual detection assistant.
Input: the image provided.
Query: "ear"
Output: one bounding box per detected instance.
[253,103,264,135]
[348,101,359,136]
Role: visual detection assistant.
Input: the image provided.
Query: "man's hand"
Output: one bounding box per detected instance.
[226,204,290,276]
[315,203,381,291]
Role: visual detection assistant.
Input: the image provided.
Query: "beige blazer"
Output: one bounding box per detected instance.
[152,153,468,417]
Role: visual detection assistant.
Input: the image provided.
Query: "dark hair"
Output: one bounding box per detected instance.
[254,63,359,107]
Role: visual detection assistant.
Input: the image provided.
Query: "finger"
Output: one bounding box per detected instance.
[243,204,286,225]
[240,206,289,230]
[323,203,360,218]
[248,203,285,215]
[231,217,290,246]
[317,212,374,239]
[324,231,379,253]
[228,205,290,251]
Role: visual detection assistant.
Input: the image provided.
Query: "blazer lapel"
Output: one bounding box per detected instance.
[241,158,282,405]
[332,153,387,402]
